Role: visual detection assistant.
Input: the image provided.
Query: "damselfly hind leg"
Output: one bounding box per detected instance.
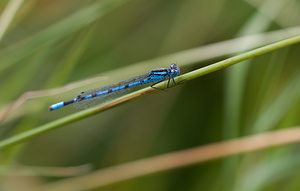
[167,77,171,88]
[150,79,165,90]
[151,76,183,90]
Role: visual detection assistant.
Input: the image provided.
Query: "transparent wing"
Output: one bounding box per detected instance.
[74,74,149,110]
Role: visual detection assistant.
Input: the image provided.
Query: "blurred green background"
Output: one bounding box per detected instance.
[1,0,300,190]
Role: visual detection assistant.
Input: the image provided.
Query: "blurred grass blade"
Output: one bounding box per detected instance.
[42,127,300,191]
[0,45,52,102]
[224,0,289,139]
[0,0,24,41]
[45,27,96,88]
[0,33,300,149]
[0,0,132,74]
[222,0,289,189]
[0,164,92,177]
[159,26,300,68]
[251,72,300,133]
[0,75,108,123]
[47,26,300,92]
[234,154,300,191]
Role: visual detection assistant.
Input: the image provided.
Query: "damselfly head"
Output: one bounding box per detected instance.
[170,63,180,76]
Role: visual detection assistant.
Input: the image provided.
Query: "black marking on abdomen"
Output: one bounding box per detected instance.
[64,99,74,106]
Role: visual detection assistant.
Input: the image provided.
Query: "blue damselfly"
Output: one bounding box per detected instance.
[49,64,180,111]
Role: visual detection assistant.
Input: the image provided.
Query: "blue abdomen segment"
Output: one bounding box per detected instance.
[49,101,64,111]
[82,79,148,101]
[129,81,142,87]
[97,90,108,96]
[49,98,76,111]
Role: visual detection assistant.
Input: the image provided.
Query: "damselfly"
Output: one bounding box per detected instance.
[49,64,180,111]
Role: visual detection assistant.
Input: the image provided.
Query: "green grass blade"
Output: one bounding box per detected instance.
[0,33,300,149]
